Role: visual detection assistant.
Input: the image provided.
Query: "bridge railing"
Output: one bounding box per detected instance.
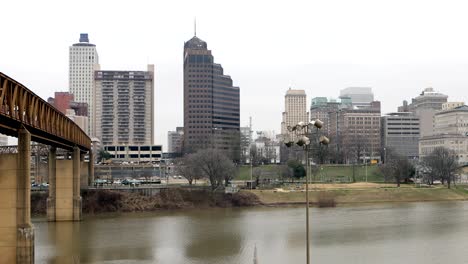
[0,72,91,150]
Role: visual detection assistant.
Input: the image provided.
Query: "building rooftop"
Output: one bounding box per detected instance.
[286,89,306,96]
[72,33,96,47]
[184,36,208,49]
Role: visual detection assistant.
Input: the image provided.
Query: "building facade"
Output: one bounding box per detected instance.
[183,35,240,160]
[104,145,162,163]
[281,89,309,137]
[69,33,99,135]
[310,97,341,135]
[433,105,468,135]
[339,87,374,109]
[381,112,420,160]
[329,102,381,164]
[442,102,465,111]
[167,127,184,153]
[398,87,448,137]
[0,134,8,146]
[419,134,468,165]
[94,65,154,146]
[419,105,468,165]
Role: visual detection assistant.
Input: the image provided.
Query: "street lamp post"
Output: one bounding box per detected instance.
[285,119,329,264]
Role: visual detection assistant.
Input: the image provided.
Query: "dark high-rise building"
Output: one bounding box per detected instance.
[183,34,240,160]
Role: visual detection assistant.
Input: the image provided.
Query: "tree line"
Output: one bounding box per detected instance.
[379,146,460,188]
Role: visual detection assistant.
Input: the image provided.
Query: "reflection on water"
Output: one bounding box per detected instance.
[34,201,468,264]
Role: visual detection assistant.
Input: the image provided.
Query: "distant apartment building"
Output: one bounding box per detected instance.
[339,87,374,109]
[381,112,420,160]
[69,33,99,135]
[183,34,240,160]
[94,65,154,146]
[168,127,184,153]
[329,101,381,164]
[419,105,468,165]
[398,87,448,137]
[281,89,309,139]
[0,134,8,146]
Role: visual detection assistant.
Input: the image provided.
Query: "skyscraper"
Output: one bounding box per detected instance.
[94,65,154,146]
[183,34,240,159]
[168,127,184,153]
[398,87,448,136]
[339,87,374,109]
[69,33,99,135]
[281,89,309,137]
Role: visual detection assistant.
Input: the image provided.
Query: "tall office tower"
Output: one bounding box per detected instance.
[281,89,309,138]
[397,88,448,137]
[69,33,99,135]
[94,65,154,146]
[183,34,240,160]
[339,87,374,109]
[329,101,381,164]
[381,112,420,160]
[168,127,184,153]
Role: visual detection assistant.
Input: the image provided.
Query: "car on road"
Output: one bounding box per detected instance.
[122,179,141,186]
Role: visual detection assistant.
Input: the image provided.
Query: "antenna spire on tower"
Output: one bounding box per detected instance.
[194,17,197,36]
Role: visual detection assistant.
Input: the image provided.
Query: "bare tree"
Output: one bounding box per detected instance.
[191,149,236,191]
[253,167,262,186]
[423,147,459,189]
[174,154,201,185]
[379,151,414,187]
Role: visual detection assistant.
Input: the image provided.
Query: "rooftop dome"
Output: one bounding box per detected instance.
[184,36,207,49]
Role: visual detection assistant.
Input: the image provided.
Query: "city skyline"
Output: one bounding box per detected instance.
[2,0,468,148]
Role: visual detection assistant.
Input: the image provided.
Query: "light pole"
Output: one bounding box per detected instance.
[285,119,329,264]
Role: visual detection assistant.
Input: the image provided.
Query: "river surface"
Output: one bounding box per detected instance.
[34,201,468,264]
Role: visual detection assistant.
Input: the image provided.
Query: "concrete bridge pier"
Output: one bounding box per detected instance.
[73,146,82,221]
[0,128,34,263]
[47,147,56,221]
[16,129,35,263]
[47,146,82,222]
[88,151,94,186]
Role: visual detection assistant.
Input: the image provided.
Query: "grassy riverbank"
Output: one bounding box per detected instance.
[237,164,384,182]
[31,184,468,215]
[250,183,468,205]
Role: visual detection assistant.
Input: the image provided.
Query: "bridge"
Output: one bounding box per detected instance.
[0,72,93,263]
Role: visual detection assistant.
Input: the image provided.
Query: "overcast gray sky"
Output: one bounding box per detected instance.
[2,0,468,148]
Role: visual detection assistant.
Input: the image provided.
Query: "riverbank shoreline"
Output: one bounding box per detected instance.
[250,184,468,207]
[31,184,468,216]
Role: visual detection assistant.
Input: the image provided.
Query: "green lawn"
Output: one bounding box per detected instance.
[236,164,384,182]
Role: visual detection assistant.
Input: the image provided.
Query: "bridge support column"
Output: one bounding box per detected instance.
[88,151,94,186]
[47,147,56,221]
[73,147,82,221]
[17,128,34,263]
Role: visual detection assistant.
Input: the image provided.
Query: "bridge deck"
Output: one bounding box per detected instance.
[0,72,90,151]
